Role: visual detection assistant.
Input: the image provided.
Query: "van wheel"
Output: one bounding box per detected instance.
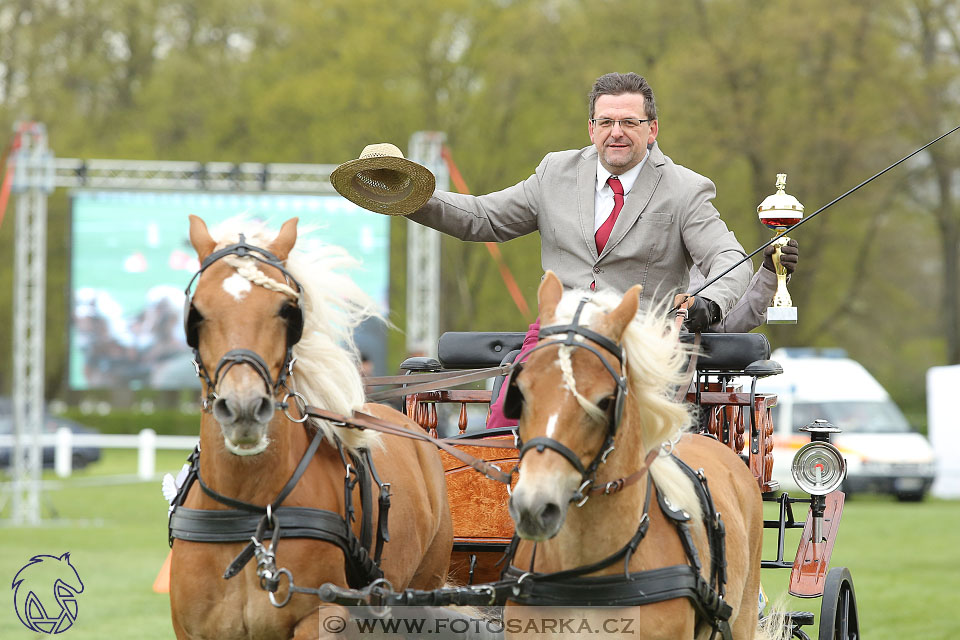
[895,491,925,503]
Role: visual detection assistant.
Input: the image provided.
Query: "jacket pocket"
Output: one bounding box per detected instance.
[644,212,674,224]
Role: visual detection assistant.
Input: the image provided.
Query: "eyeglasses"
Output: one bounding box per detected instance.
[590,118,652,130]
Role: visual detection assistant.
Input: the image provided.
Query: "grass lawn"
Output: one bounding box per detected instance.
[762,493,960,640]
[2,449,958,638]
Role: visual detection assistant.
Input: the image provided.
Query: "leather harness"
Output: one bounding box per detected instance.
[167,426,392,590]
[501,456,732,640]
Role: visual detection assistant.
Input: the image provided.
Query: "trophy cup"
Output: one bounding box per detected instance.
[757,173,803,324]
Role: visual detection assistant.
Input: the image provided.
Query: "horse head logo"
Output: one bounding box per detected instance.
[11,552,84,634]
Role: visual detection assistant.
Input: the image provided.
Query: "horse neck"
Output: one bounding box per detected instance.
[197,414,310,505]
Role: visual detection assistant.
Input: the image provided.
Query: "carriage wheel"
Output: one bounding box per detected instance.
[818,566,860,640]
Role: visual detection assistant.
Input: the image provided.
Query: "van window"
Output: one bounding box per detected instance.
[790,401,911,434]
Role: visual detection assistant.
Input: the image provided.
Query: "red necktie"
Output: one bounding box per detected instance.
[595,176,624,254]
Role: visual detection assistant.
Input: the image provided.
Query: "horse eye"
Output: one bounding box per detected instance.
[596,396,614,413]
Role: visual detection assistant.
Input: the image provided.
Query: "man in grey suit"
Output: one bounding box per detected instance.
[409,71,752,331]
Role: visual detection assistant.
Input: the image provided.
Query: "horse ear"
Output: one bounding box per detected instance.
[270,217,299,260]
[604,284,642,340]
[538,271,563,323]
[189,215,217,261]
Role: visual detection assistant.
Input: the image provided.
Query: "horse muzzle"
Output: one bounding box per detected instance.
[509,476,573,541]
[212,389,275,456]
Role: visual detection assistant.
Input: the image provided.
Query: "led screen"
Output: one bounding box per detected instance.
[69,190,389,390]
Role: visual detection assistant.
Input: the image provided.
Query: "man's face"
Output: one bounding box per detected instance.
[588,93,658,175]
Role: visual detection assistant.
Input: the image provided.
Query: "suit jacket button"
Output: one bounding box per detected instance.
[593,267,601,273]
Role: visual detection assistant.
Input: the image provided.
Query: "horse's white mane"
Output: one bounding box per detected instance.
[547,288,702,524]
[210,217,379,451]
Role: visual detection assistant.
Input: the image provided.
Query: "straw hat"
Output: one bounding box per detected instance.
[330,143,436,216]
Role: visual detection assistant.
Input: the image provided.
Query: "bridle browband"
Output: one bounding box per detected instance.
[183,234,305,412]
[504,298,630,505]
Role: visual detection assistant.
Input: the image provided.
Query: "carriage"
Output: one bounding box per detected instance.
[391,327,858,640]
[167,217,858,640]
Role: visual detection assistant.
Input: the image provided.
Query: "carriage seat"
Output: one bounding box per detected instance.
[437,332,527,369]
[404,331,778,377]
[681,332,776,374]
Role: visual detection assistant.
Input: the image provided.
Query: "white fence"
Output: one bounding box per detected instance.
[0,429,198,480]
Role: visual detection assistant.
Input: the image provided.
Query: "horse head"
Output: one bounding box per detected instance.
[508,271,643,541]
[187,215,302,456]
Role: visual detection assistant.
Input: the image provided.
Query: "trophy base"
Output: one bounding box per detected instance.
[767,306,797,324]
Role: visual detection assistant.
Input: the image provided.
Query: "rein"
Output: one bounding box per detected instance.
[363,363,517,402]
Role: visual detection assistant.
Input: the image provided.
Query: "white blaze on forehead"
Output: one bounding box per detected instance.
[222,273,252,301]
[544,412,559,438]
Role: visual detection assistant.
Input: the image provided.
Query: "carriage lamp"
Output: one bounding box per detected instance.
[792,420,846,496]
[757,173,803,324]
[792,441,846,496]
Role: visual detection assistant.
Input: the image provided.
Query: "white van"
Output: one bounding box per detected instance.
[757,348,936,501]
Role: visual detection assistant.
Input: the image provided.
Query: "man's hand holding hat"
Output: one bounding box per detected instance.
[330,143,436,216]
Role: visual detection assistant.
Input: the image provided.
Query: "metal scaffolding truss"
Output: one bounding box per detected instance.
[51,158,339,193]
[5,124,444,525]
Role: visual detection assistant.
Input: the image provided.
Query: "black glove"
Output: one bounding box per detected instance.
[684,296,721,333]
[762,238,799,275]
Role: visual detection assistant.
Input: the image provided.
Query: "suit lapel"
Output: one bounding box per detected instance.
[578,147,599,261]
[599,143,664,258]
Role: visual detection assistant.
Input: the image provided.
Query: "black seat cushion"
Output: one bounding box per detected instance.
[438,332,526,369]
[681,332,772,372]
[437,330,770,373]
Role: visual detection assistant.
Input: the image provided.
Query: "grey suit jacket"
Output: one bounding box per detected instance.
[408,142,751,315]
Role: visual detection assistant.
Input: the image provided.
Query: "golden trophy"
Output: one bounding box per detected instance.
[757,173,803,324]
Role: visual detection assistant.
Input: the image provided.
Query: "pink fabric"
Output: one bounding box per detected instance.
[486,318,541,429]
[595,176,624,254]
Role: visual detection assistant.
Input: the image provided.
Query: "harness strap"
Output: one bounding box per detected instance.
[195,427,325,514]
[502,563,732,635]
[305,405,515,484]
[170,427,389,589]
[364,449,391,564]
[519,437,586,477]
[364,363,516,401]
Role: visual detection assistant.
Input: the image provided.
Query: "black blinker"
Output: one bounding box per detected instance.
[501,362,525,420]
[280,302,304,347]
[184,303,203,349]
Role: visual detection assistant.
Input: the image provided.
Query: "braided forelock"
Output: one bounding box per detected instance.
[556,343,607,423]
[222,254,299,300]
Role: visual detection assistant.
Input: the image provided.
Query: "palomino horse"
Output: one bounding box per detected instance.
[169,216,452,639]
[504,272,765,639]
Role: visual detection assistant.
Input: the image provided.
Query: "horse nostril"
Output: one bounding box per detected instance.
[212,397,237,424]
[254,395,275,423]
[539,502,562,530]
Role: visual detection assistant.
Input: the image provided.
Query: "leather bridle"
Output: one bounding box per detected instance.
[503,298,629,505]
[182,234,305,412]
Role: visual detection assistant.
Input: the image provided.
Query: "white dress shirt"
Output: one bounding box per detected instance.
[593,152,648,233]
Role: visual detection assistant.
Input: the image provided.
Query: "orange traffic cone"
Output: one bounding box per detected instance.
[153,550,172,593]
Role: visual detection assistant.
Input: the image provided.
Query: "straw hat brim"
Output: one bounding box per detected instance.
[330,155,436,216]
